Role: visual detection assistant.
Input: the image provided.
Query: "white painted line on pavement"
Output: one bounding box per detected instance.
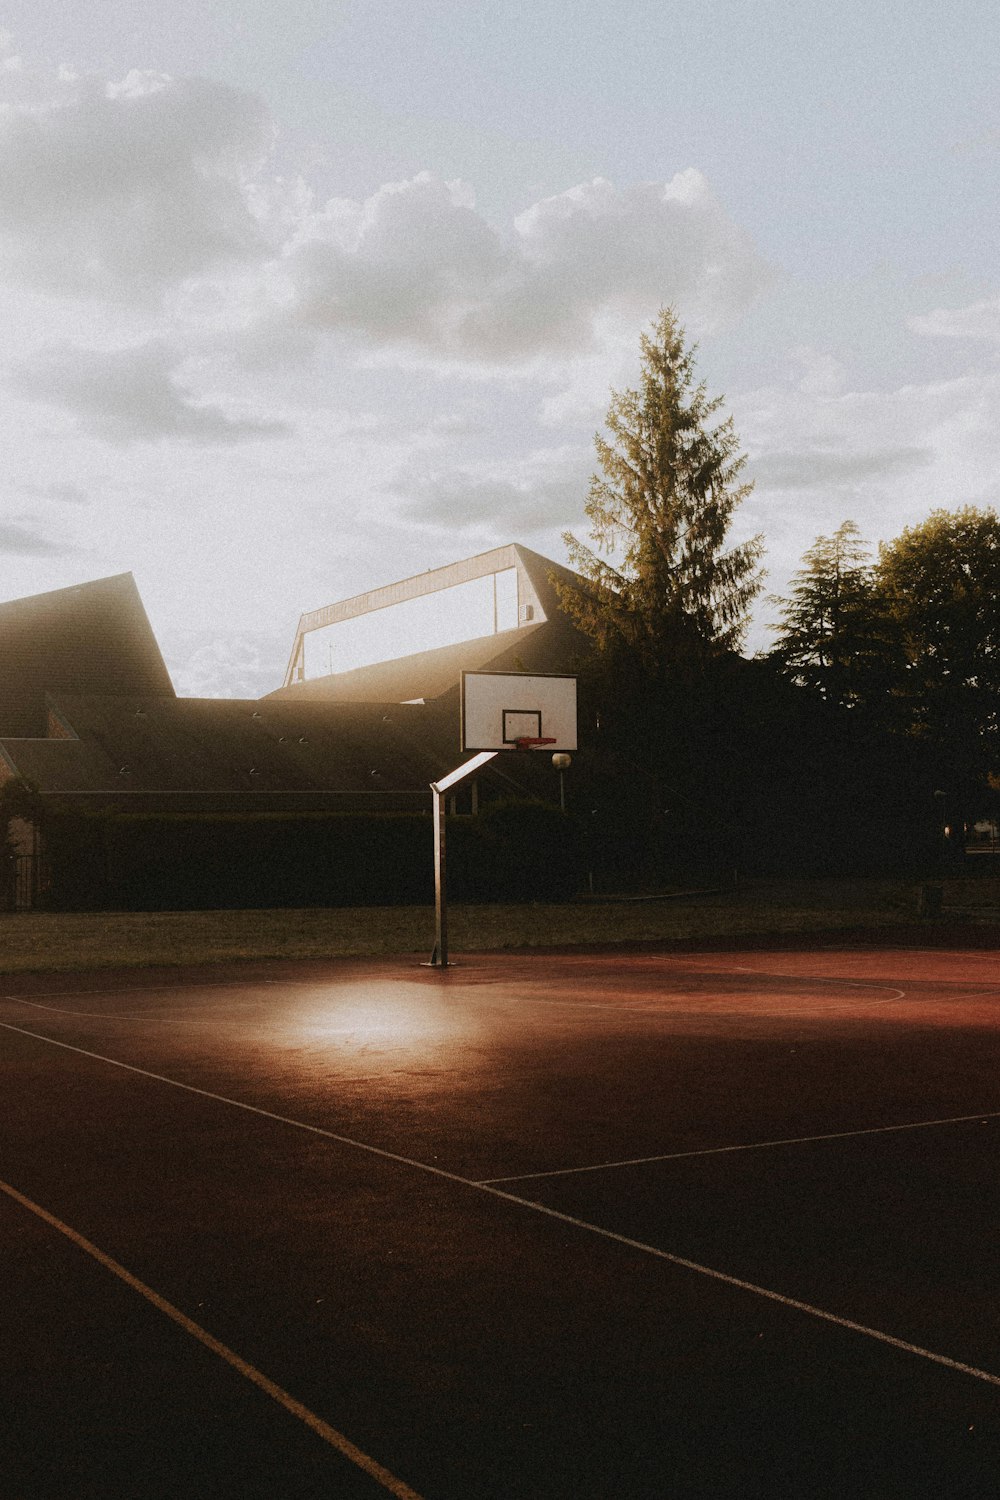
[0,1175,426,1500]
[479,1111,1000,1183]
[5,1017,1000,1397]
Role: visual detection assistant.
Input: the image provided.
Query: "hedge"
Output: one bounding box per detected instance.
[39,801,582,911]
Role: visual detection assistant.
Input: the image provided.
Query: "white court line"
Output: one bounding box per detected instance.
[716,960,1000,996]
[1,978,276,1001]
[3,994,270,1024]
[503,961,909,1005]
[3,979,905,1029]
[0,972,417,1024]
[709,967,907,1006]
[11,959,976,1029]
[0,970,421,1006]
[916,989,1000,1004]
[5,995,242,1023]
[457,977,908,1020]
[479,1111,1000,1184]
[0,1176,425,1500]
[5,1019,1000,1394]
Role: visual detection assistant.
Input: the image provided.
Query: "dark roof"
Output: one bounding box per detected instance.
[0,573,174,736]
[0,694,458,800]
[0,690,553,814]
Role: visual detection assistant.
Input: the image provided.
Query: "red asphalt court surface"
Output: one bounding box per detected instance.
[3,939,1000,1498]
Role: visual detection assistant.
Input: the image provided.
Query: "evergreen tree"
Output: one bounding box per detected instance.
[556,307,763,680]
[767,520,899,709]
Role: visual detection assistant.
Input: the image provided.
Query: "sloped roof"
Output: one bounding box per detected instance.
[0,694,458,798]
[0,573,174,737]
[511,543,590,617]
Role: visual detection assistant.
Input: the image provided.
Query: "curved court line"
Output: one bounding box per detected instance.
[482,985,908,1020]
[478,1111,1000,1184]
[496,967,908,1017]
[1,964,920,1030]
[687,959,1000,1006]
[0,1176,425,1500]
[5,1018,1000,1397]
[717,966,908,1007]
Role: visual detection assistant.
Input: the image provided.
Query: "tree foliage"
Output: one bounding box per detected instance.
[767,520,900,709]
[768,505,1000,826]
[556,307,764,679]
[0,778,42,906]
[874,505,1000,790]
[0,776,43,833]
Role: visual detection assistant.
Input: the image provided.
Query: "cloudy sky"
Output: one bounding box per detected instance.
[1,0,997,695]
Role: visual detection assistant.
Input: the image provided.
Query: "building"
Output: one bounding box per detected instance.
[272,542,590,706]
[0,572,175,740]
[0,548,592,908]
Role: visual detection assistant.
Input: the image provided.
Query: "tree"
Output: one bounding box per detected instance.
[874,505,1000,806]
[556,308,764,680]
[767,520,900,709]
[0,776,43,835]
[0,777,42,910]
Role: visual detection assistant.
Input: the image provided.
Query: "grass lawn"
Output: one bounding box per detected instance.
[0,875,995,973]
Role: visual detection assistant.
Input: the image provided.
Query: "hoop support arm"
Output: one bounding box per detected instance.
[426,751,498,967]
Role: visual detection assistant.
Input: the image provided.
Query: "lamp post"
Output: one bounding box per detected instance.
[552,752,572,813]
[933,789,948,871]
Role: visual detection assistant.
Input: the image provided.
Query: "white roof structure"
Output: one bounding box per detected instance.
[272,543,592,706]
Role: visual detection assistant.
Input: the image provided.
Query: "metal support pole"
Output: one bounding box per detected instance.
[431,783,447,967]
[552,752,571,816]
[425,750,497,967]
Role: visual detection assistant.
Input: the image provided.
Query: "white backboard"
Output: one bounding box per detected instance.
[461,671,578,752]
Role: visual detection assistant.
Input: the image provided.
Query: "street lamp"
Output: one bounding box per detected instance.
[552,752,572,812]
[933,789,948,869]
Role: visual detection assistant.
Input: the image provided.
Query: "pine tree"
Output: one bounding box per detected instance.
[767,520,897,708]
[555,308,763,680]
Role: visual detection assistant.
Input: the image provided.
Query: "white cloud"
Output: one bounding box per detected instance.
[753,444,933,491]
[0,68,272,300]
[398,443,591,535]
[788,345,849,397]
[167,630,286,698]
[739,365,1000,573]
[281,172,509,348]
[506,171,767,343]
[17,479,90,504]
[0,519,74,555]
[0,52,770,380]
[10,339,290,445]
[908,297,1000,342]
[275,169,771,363]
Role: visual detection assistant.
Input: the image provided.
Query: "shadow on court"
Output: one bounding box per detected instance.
[2,938,1000,1498]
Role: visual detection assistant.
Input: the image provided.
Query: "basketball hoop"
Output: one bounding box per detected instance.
[426,672,578,967]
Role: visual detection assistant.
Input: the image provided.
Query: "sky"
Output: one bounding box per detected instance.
[1,0,998,696]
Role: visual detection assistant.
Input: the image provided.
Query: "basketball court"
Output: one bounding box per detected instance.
[3,937,1000,1497]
